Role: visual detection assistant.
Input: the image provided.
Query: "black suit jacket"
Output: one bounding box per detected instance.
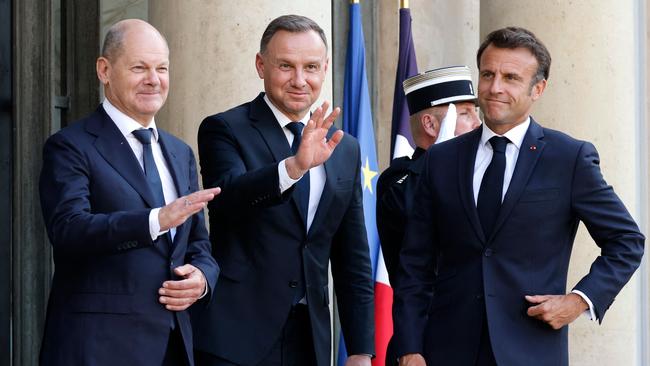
[39,106,219,366]
[376,147,426,366]
[393,120,644,365]
[376,147,426,286]
[192,93,375,366]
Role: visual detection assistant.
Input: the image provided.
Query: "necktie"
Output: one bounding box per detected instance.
[132,129,176,327]
[477,136,509,238]
[132,128,166,208]
[286,122,310,228]
[286,122,309,305]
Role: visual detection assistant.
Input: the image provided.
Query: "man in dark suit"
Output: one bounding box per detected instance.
[39,19,220,366]
[394,27,645,366]
[192,14,374,366]
[376,66,481,366]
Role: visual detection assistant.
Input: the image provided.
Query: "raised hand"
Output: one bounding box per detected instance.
[285,101,344,179]
[159,187,221,231]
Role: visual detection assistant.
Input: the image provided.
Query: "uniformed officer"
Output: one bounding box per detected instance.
[376,65,481,366]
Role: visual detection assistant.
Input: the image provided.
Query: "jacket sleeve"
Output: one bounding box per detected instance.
[39,132,153,259]
[330,141,376,357]
[197,115,292,219]
[376,167,408,282]
[570,141,645,322]
[184,148,219,300]
[392,150,437,357]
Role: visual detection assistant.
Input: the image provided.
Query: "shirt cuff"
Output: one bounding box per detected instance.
[198,269,209,299]
[148,208,169,241]
[278,159,301,193]
[571,289,597,321]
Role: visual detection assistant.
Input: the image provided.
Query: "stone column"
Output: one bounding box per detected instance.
[149,1,333,158]
[376,0,480,169]
[13,0,55,364]
[482,2,645,365]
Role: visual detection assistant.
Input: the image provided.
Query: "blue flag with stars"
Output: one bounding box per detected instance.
[339,2,385,365]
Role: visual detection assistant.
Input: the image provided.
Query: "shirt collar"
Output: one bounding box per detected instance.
[263,94,311,128]
[102,98,159,141]
[479,116,530,150]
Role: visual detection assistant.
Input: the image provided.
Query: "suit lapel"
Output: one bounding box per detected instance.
[306,127,339,238]
[250,93,293,162]
[158,131,189,197]
[489,120,545,240]
[457,128,486,243]
[250,93,308,227]
[89,107,159,209]
[158,131,191,255]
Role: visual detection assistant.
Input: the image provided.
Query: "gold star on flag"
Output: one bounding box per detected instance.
[361,157,378,194]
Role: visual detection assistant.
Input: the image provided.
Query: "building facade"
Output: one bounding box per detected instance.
[1,0,648,365]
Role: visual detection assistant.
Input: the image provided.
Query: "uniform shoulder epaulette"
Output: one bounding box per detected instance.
[395,173,409,184]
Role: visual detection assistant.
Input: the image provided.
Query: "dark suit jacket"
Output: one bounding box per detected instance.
[192,93,375,366]
[376,147,426,366]
[39,106,219,366]
[376,147,426,287]
[393,119,645,366]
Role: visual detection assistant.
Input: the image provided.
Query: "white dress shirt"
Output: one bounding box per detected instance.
[472,118,530,205]
[265,95,326,232]
[472,117,596,321]
[102,99,178,241]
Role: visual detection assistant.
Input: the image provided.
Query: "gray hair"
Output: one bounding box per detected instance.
[101,19,169,61]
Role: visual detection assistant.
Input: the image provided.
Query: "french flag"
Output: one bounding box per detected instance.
[390,6,419,160]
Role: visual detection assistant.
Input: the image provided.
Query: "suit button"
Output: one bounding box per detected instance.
[289,280,299,288]
[170,261,174,267]
[303,242,308,249]
[484,248,493,257]
[476,294,484,300]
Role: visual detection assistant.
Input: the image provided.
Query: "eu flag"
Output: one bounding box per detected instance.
[339,2,391,365]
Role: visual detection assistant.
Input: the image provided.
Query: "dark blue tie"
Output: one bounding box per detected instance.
[477,136,509,238]
[286,122,310,228]
[132,128,166,208]
[132,129,176,327]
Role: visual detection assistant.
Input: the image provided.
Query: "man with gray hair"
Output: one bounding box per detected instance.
[192,14,375,366]
[39,19,219,366]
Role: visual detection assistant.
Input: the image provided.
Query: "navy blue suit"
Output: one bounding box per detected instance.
[192,93,375,366]
[39,106,219,366]
[393,119,644,365]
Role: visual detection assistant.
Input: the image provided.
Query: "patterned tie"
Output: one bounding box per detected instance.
[132,128,166,208]
[477,136,510,238]
[286,122,310,228]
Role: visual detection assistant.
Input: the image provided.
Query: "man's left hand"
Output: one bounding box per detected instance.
[158,264,206,311]
[345,354,372,366]
[525,293,589,329]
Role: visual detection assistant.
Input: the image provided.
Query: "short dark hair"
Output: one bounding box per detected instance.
[477,26,551,86]
[260,14,328,54]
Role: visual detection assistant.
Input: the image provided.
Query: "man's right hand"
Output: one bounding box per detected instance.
[159,187,221,231]
[285,100,343,179]
[399,353,426,366]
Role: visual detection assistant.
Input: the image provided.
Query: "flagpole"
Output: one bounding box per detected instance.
[400,0,409,8]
